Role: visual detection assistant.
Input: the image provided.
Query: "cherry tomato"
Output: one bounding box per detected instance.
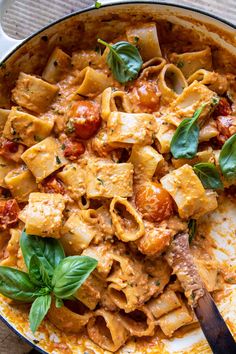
[135,181,174,222]
[41,176,65,195]
[0,138,25,162]
[129,80,160,113]
[67,100,101,139]
[63,139,85,160]
[213,97,232,117]
[0,199,19,229]
[216,115,236,144]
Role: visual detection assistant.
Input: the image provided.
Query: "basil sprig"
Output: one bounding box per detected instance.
[170,105,206,159]
[97,38,143,83]
[0,267,40,302]
[52,256,98,299]
[219,133,236,181]
[0,231,97,333]
[20,230,65,277]
[193,162,223,190]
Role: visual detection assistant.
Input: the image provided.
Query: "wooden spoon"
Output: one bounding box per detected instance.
[165,232,236,354]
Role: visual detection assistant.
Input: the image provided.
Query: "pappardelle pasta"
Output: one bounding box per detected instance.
[0,20,235,353]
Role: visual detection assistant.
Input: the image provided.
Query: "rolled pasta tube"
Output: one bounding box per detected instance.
[101,88,132,121]
[171,81,217,124]
[129,145,164,179]
[82,242,114,278]
[126,23,162,61]
[110,197,145,242]
[75,275,104,310]
[12,72,58,114]
[101,87,112,121]
[140,57,166,79]
[108,283,145,313]
[61,210,99,254]
[0,228,21,267]
[110,90,132,113]
[107,112,156,146]
[170,47,212,78]
[3,107,54,147]
[155,120,176,154]
[147,289,181,319]
[158,64,188,104]
[75,67,111,97]
[42,47,71,84]
[77,195,90,210]
[87,309,129,352]
[0,156,17,188]
[187,69,228,95]
[157,302,193,337]
[199,119,218,142]
[0,109,10,133]
[47,300,92,334]
[57,163,85,200]
[118,306,155,337]
[4,167,38,202]
[172,147,214,169]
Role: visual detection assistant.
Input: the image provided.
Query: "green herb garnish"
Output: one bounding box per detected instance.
[94,1,102,8]
[193,162,223,190]
[97,177,104,185]
[219,133,236,181]
[66,119,75,134]
[56,155,61,164]
[0,231,97,333]
[177,61,184,68]
[170,104,206,159]
[188,219,197,243]
[97,38,143,83]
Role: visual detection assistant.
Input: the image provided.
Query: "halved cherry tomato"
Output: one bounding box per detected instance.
[213,97,232,117]
[63,139,85,160]
[0,138,25,162]
[129,80,160,113]
[0,199,19,229]
[216,115,236,144]
[41,176,65,195]
[67,100,101,139]
[135,181,174,222]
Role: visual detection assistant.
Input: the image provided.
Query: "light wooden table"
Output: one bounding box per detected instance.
[0,0,235,353]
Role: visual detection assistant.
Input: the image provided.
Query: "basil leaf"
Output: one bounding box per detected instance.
[29,255,51,288]
[193,162,223,190]
[20,231,65,277]
[219,133,236,180]
[188,219,197,243]
[170,105,205,159]
[52,256,97,299]
[97,39,143,83]
[29,294,51,333]
[0,266,39,302]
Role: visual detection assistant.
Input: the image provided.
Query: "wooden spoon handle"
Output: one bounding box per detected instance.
[166,232,236,354]
[194,291,236,354]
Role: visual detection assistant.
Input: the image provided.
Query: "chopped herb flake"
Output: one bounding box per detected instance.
[97,177,104,185]
[155,280,160,286]
[211,96,220,106]
[61,143,65,150]
[34,135,42,142]
[66,119,75,134]
[56,156,61,164]
[95,1,102,8]
[177,61,184,68]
